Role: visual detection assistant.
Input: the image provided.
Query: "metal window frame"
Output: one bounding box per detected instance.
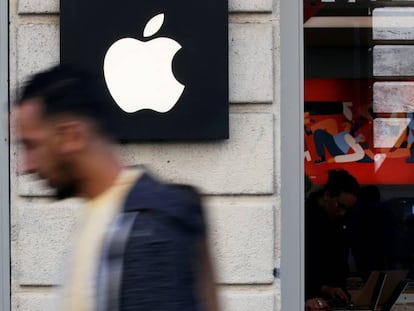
[0,0,10,309]
[280,0,304,310]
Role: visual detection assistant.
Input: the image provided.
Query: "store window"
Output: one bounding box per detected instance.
[304,0,414,310]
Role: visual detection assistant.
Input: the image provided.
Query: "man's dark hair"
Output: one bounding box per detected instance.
[17,64,113,137]
[324,169,359,197]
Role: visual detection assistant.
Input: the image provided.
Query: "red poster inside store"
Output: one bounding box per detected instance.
[305,79,414,185]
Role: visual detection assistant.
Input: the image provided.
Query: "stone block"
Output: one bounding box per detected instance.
[229,23,273,103]
[18,0,59,14]
[275,278,281,311]
[229,0,273,12]
[18,114,274,196]
[373,45,414,77]
[16,200,82,285]
[17,24,59,85]
[220,291,275,311]
[119,113,275,195]
[14,293,59,311]
[207,203,275,284]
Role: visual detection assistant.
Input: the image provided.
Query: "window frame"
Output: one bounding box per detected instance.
[0,0,10,309]
[280,0,304,310]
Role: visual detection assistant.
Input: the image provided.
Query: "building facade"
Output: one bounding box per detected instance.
[4,0,302,310]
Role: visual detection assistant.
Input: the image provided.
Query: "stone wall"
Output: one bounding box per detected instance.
[9,0,281,310]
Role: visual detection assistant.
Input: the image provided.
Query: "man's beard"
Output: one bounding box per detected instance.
[55,181,79,200]
[52,160,80,200]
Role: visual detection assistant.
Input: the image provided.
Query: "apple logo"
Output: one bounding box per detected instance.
[103,13,185,113]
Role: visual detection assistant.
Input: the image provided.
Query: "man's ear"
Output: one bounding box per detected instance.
[55,121,89,154]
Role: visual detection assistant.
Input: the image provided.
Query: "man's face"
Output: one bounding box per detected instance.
[15,99,78,199]
[324,191,357,220]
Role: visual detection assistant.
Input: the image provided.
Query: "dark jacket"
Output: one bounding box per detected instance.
[98,172,205,311]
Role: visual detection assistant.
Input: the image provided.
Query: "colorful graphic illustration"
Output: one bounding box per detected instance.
[305,79,414,185]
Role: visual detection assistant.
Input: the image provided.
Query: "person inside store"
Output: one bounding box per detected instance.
[13,64,219,311]
[347,185,387,281]
[305,169,360,310]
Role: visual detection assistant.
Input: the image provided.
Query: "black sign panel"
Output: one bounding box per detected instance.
[61,1,228,141]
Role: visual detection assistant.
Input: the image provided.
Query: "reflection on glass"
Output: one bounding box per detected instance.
[373,45,414,77]
[373,8,414,41]
[373,82,414,113]
[374,118,411,148]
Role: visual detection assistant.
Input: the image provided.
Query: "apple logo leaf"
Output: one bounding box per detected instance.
[103,12,185,114]
[143,13,164,38]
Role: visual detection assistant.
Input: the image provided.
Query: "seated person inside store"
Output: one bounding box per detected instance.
[305,169,360,310]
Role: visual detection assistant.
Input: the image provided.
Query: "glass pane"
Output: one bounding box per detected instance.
[304,1,414,310]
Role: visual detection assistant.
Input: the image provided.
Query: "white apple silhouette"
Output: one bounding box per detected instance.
[103,13,185,113]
